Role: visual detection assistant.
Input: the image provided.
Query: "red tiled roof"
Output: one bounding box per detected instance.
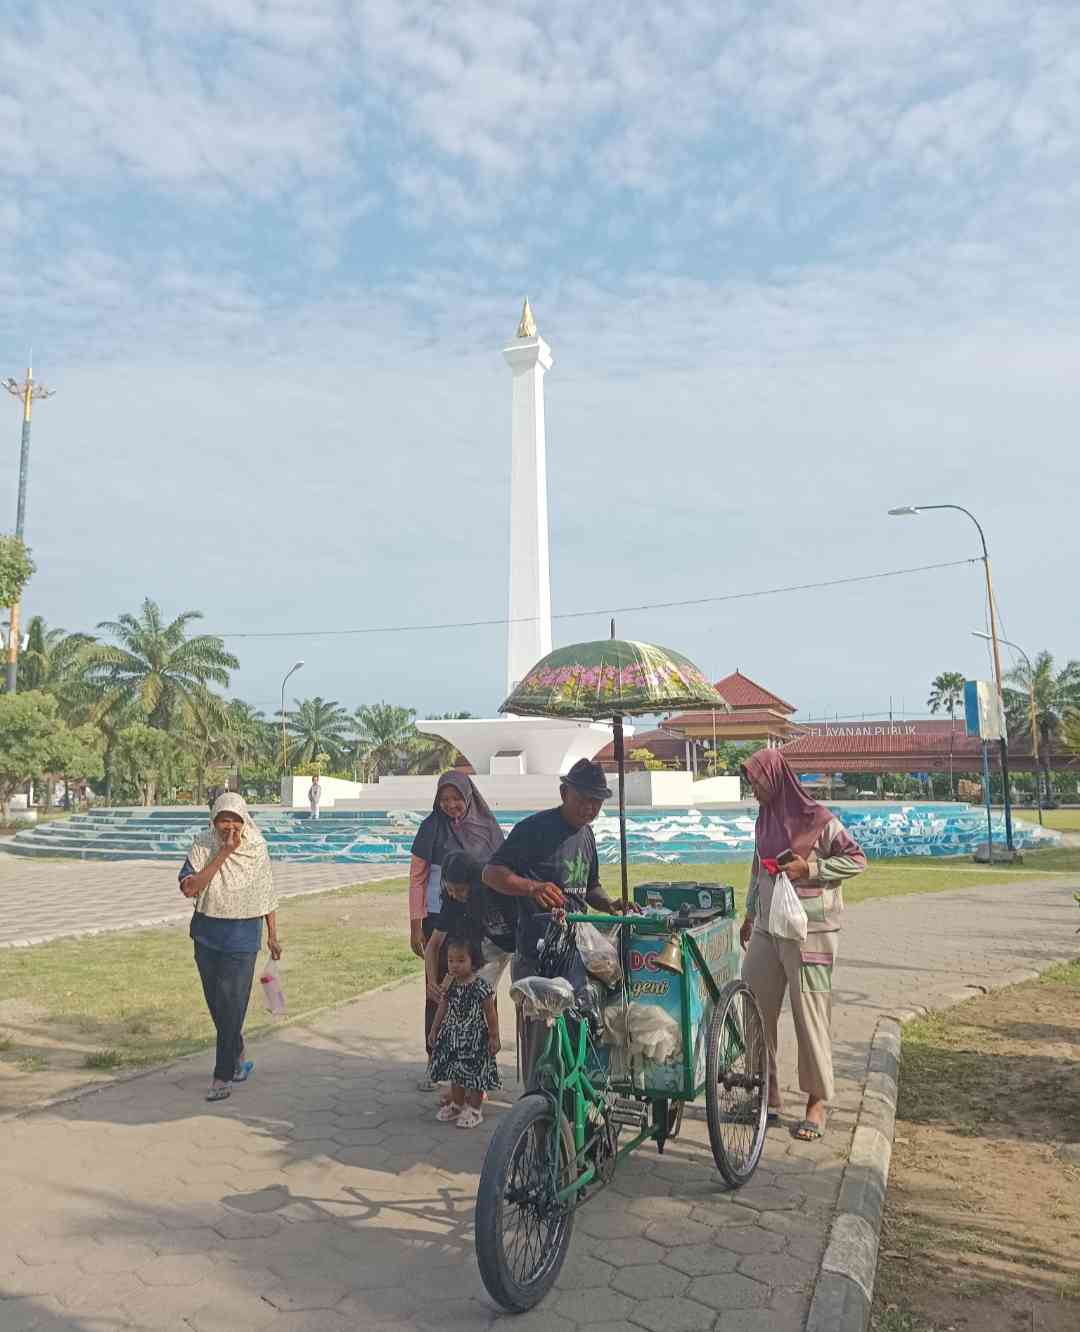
[713,671,795,714]
[665,707,793,732]
[781,720,979,757]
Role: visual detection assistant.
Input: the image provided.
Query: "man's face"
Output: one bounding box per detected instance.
[561,783,604,830]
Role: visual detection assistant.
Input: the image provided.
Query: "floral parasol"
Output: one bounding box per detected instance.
[500,639,731,720]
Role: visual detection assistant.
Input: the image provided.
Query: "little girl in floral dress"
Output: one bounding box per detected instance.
[427,935,501,1129]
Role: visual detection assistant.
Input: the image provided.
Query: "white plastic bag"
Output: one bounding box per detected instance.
[509,976,576,1024]
[575,922,622,986]
[767,871,808,942]
[259,959,287,1015]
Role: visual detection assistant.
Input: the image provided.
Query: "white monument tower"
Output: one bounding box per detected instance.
[410,300,620,802]
[504,298,553,694]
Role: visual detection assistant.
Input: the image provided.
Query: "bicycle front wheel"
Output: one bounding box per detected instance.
[474,1093,577,1312]
[705,979,769,1187]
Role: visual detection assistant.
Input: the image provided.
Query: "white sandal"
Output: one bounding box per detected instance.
[435,1102,461,1122]
[456,1106,484,1129]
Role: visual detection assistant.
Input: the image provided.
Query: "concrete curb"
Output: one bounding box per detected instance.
[805,949,1077,1332]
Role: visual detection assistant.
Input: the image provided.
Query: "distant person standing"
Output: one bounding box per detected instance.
[308,777,322,820]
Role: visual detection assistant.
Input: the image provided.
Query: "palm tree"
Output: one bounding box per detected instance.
[1004,652,1080,805]
[284,697,354,769]
[18,617,96,697]
[411,711,473,775]
[354,702,418,780]
[927,671,966,798]
[86,599,238,734]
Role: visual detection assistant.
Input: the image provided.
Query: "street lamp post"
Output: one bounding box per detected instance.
[2,361,55,693]
[280,661,305,772]
[888,504,1015,852]
[972,630,1042,826]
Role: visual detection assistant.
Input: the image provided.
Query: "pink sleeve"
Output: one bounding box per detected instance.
[409,855,430,922]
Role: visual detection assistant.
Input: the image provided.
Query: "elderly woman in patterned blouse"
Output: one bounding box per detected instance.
[179,793,282,1102]
[739,749,866,1142]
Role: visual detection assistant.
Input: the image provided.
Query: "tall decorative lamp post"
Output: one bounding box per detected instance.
[888,504,1015,852]
[2,360,54,693]
[972,630,1041,826]
[280,660,304,771]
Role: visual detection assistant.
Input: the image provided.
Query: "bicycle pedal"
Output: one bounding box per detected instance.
[609,1097,648,1128]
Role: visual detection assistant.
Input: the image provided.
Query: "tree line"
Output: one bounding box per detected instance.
[0,598,468,813]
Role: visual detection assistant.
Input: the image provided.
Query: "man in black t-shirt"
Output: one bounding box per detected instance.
[484,758,623,1087]
[484,758,622,955]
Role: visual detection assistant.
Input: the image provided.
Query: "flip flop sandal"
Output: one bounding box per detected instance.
[436,1103,462,1122]
[206,1086,232,1103]
[232,1060,254,1083]
[792,1119,825,1141]
[766,1109,782,1126]
[456,1107,484,1129]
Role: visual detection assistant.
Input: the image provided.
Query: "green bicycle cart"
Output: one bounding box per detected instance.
[474,883,770,1313]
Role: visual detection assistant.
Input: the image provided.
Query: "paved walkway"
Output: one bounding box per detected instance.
[2,877,1077,1332]
[0,859,400,947]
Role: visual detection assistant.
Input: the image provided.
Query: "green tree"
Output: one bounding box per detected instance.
[927,671,966,719]
[927,670,966,799]
[0,535,35,608]
[353,702,418,780]
[1003,652,1080,804]
[285,697,354,770]
[0,691,102,820]
[703,739,765,777]
[113,722,183,806]
[17,616,96,697]
[410,711,472,775]
[630,746,670,771]
[86,599,238,733]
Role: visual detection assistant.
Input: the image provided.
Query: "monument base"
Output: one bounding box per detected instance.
[414,715,624,779]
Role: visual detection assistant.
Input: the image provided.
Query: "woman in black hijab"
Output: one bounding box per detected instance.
[409,771,503,1089]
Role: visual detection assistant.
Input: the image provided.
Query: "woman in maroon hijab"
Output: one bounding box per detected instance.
[739,749,866,1142]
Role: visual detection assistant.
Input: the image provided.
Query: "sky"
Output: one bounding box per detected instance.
[1,1,1078,723]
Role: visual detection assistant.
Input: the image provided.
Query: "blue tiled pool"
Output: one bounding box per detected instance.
[0,803,1061,863]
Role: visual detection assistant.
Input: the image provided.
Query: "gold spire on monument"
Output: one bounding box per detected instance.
[516,297,537,339]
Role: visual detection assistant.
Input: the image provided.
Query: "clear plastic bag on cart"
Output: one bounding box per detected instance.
[509,976,576,1024]
[575,921,622,987]
[627,1002,681,1063]
[767,871,808,942]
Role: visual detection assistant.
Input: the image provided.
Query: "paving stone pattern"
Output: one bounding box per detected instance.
[0,857,397,946]
[0,877,1075,1331]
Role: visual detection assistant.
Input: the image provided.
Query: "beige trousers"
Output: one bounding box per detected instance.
[741,928,839,1103]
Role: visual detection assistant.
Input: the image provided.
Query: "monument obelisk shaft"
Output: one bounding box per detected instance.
[503,299,553,695]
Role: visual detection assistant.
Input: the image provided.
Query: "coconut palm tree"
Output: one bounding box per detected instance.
[927,671,966,798]
[86,599,238,734]
[284,697,354,769]
[354,702,418,780]
[1004,652,1080,804]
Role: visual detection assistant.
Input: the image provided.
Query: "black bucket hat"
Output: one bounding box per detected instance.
[562,758,613,800]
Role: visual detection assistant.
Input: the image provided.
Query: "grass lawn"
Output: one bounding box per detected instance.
[872,957,1080,1331]
[1016,807,1080,832]
[0,882,422,1082]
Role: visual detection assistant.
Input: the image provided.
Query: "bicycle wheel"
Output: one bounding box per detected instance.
[705,979,769,1188]
[475,1093,577,1312]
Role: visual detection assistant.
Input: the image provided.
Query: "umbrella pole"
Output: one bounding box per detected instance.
[613,712,629,910]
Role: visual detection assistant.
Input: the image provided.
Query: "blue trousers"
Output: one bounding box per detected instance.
[194,942,257,1082]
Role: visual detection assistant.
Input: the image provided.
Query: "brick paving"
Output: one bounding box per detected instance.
[1,875,1077,1331]
[0,858,400,947]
